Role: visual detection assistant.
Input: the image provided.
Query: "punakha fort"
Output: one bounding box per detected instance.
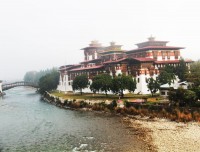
[57,36,192,95]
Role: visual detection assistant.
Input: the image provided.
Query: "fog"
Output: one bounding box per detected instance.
[0,0,200,81]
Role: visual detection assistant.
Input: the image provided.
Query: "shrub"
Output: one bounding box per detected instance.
[112,100,117,107]
[68,101,72,106]
[126,107,139,115]
[92,103,102,111]
[108,100,117,110]
[193,111,200,121]
[114,107,122,114]
[168,88,197,106]
[124,100,131,108]
[71,102,81,108]
[80,101,87,108]
[175,109,192,122]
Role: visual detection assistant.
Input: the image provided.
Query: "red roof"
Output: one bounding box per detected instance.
[136,40,169,45]
[132,57,155,62]
[59,64,81,71]
[127,46,184,53]
[103,58,127,64]
[69,65,104,72]
[154,59,193,64]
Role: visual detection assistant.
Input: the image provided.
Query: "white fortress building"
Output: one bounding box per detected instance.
[57,37,192,94]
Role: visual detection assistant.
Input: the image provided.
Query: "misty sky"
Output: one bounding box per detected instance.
[0,0,200,81]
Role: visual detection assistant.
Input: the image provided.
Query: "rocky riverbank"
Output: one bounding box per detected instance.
[125,116,200,152]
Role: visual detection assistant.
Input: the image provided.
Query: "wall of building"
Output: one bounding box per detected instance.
[143,50,181,61]
[57,74,73,92]
[57,71,160,95]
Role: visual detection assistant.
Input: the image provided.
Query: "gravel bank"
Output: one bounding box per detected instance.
[126,117,200,152]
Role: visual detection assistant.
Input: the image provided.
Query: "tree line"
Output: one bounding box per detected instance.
[23,68,60,93]
[72,74,136,97]
[23,68,58,84]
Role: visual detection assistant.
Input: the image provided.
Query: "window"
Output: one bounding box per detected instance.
[162,51,165,59]
[167,51,170,59]
[161,91,165,95]
[138,78,140,83]
[174,51,179,59]
[153,51,157,59]
[68,82,71,85]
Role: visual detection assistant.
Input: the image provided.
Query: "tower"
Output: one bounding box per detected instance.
[81,41,103,61]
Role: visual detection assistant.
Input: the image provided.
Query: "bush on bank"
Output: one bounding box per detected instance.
[42,92,200,122]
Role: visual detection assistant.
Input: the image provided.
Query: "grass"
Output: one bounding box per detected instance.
[50,91,164,102]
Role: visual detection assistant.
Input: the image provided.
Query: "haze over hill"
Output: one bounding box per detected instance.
[0,0,199,81]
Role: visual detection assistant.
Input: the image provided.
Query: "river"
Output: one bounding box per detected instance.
[0,87,151,152]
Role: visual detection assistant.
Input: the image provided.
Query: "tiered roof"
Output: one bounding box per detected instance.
[81,40,104,50]
[100,42,125,56]
[127,36,184,54]
[59,38,192,72]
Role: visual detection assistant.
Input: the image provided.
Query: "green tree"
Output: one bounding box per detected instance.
[90,77,101,93]
[158,65,176,85]
[72,75,89,95]
[38,70,60,93]
[90,74,112,96]
[186,60,200,87]
[192,86,200,100]
[168,88,197,106]
[184,90,197,106]
[126,76,137,92]
[111,74,136,97]
[147,77,160,96]
[175,58,188,82]
[100,74,112,96]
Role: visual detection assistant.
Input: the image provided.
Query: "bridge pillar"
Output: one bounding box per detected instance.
[0,80,2,93]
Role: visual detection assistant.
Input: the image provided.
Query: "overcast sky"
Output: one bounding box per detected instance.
[0,0,200,81]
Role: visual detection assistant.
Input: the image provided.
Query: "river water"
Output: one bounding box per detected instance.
[0,87,150,152]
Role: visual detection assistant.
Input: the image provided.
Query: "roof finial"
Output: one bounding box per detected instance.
[148,35,155,41]
[110,41,116,46]
[89,40,101,47]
